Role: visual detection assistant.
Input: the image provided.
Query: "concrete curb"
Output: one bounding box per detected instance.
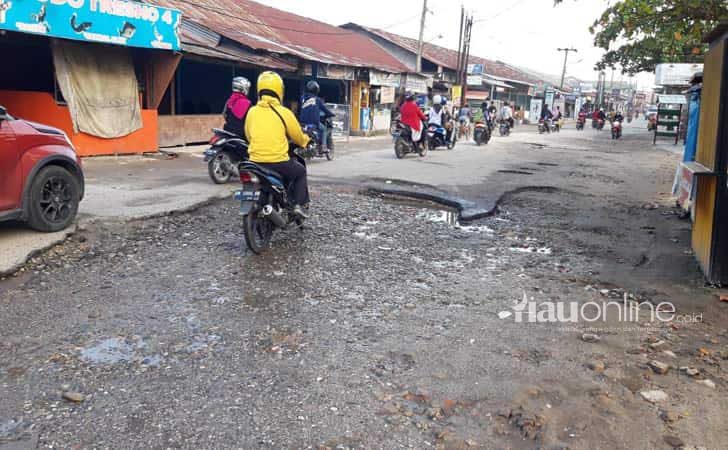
[0,190,236,278]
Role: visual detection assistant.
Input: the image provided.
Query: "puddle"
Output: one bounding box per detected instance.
[80,337,136,364]
[417,209,494,233]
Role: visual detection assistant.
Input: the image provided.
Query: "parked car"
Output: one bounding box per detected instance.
[0,105,84,232]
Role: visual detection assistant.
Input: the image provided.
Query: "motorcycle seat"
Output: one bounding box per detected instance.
[239,161,284,184]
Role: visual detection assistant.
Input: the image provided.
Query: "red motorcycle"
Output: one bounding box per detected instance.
[576,114,586,130]
[611,121,622,139]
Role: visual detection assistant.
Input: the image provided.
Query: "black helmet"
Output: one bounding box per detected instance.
[405,91,415,101]
[306,80,320,95]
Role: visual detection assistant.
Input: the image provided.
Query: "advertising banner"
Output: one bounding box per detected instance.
[467,74,483,86]
[369,70,401,87]
[529,98,543,122]
[0,0,181,50]
[379,86,395,104]
[467,63,484,74]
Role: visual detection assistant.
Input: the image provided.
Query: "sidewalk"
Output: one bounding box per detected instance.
[0,152,235,276]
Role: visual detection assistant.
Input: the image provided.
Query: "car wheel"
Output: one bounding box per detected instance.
[26,165,80,232]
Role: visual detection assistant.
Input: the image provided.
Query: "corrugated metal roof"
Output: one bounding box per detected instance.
[343,24,539,86]
[148,0,409,73]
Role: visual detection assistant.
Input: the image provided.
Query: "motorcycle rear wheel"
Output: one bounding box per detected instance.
[208,153,233,184]
[326,133,335,160]
[394,138,406,159]
[243,211,274,254]
[418,143,428,157]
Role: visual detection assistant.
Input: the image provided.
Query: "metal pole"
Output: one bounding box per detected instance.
[461,16,472,107]
[416,0,428,74]
[456,5,464,84]
[557,48,577,89]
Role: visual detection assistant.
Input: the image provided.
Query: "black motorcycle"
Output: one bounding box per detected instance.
[473,121,490,146]
[498,119,511,136]
[301,116,335,160]
[236,145,311,254]
[204,128,249,184]
[392,120,427,158]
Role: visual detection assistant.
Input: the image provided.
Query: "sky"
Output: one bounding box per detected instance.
[257,0,655,89]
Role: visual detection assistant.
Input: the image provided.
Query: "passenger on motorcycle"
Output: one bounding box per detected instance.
[499,102,514,129]
[428,95,446,128]
[223,77,252,138]
[299,80,335,149]
[399,92,427,147]
[245,71,311,218]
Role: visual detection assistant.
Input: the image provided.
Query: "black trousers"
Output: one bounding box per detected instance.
[256,159,310,206]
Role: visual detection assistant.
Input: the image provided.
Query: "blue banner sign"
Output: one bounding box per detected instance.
[0,0,181,51]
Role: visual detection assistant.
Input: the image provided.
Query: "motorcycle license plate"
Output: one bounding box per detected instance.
[203,148,218,162]
[234,190,260,215]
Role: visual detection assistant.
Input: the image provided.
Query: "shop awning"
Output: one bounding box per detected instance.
[465,90,490,100]
[181,42,296,71]
[483,76,513,89]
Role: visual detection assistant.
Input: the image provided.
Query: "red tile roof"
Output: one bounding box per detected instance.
[343,24,539,85]
[149,0,409,73]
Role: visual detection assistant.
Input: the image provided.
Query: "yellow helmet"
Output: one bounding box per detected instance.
[257,71,284,101]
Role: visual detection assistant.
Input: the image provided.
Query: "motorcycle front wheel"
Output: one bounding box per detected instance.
[243,211,274,254]
[208,153,233,184]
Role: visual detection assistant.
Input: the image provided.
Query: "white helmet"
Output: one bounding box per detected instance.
[432,95,442,105]
[232,76,251,95]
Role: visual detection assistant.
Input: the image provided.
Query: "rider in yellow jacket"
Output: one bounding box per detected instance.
[245,71,311,217]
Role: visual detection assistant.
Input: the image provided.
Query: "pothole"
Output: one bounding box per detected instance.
[498,170,534,175]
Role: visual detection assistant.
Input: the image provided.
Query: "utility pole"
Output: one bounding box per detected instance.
[456,5,465,85]
[557,47,577,89]
[416,0,428,73]
[460,15,473,107]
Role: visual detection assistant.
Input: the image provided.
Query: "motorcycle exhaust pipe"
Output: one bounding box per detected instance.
[261,205,287,228]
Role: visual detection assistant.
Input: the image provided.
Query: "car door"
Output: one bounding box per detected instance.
[0,115,21,211]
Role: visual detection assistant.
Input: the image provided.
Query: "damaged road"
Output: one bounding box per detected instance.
[2,122,728,449]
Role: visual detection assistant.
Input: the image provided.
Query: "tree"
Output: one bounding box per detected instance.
[555,0,728,74]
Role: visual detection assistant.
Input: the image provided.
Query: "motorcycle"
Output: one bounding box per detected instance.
[204,128,249,184]
[576,116,586,130]
[498,119,511,136]
[597,119,605,130]
[538,118,551,134]
[551,118,561,132]
[301,116,335,160]
[236,145,311,254]
[426,124,454,150]
[392,120,427,158]
[611,121,622,139]
[473,121,490,146]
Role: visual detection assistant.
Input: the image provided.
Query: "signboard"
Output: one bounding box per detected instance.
[579,83,595,93]
[675,162,697,212]
[379,86,395,104]
[325,103,350,141]
[529,98,543,122]
[467,63,484,74]
[319,65,355,80]
[467,74,483,86]
[451,85,462,105]
[405,75,428,94]
[655,63,703,86]
[544,88,555,108]
[369,70,401,87]
[0,0,182,51]
[658,94,688,105]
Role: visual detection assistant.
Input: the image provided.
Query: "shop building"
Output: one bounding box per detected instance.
[0,0,182,156]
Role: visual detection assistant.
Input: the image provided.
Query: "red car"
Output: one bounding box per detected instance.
[0,105,84,232]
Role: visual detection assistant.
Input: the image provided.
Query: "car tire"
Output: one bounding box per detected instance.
[26,165,81,232]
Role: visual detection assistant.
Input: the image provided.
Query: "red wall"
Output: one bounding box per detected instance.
[0,90,158,156]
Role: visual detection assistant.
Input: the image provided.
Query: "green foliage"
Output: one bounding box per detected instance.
[555,0,728,74]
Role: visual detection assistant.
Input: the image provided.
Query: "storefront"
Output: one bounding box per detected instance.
[0,0,181,156]
[367,70,402,135]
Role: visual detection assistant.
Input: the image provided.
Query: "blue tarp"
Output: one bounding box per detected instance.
[683,86,701,162]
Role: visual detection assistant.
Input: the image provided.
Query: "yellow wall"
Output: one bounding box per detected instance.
[696,39,725,170]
